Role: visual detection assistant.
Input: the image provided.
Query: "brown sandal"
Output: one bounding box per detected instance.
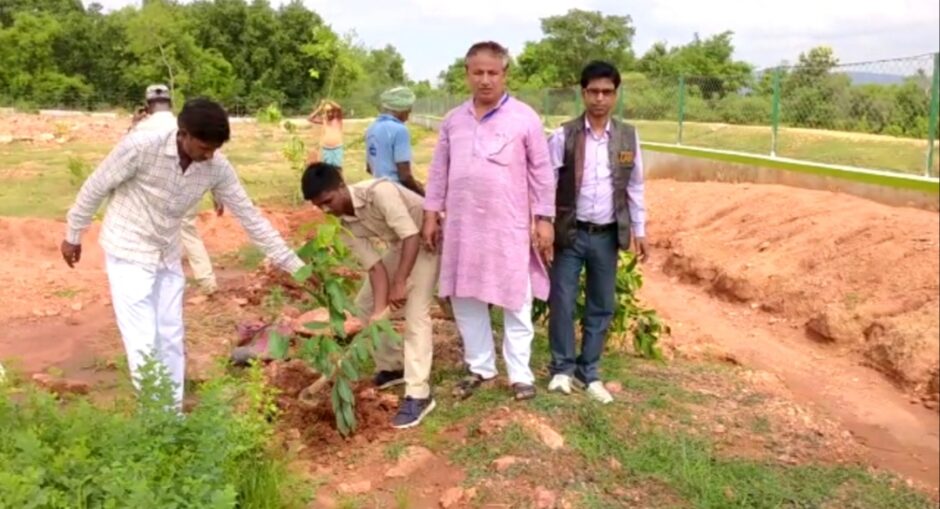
[512,383,537,401]
[453,373,489,400]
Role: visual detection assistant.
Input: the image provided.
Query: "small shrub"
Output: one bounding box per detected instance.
[256,103,283,125]
[533,251,668,360]
[66,156,91,188]
[0,359,307,508]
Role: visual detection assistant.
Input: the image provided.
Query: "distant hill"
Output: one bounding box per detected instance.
[845,71,907,85]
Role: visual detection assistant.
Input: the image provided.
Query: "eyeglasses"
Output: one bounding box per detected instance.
[584,88,617,98]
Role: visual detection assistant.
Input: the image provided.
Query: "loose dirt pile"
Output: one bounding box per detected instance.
[649,180,939,402]
[0,111,127,145]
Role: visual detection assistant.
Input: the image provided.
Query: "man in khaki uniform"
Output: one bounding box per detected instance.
[301,162,439,429]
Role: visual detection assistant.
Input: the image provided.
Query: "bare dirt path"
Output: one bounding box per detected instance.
[641,270,940,490]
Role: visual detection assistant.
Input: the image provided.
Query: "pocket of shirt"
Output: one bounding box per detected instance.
[483,132,515,166]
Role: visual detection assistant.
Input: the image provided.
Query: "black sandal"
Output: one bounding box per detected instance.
[453,373,488,400]
[512,383,537,401]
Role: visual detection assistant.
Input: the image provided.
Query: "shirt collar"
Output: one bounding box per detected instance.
[584,117,612,136]
[466,93,510,120]
[378,113,403,124]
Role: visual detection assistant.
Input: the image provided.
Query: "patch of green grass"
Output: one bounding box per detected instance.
[563,405,934,509]
[393,486,412,509]
[451,421,541,483]
[52,288,80,299]
[336,495,364,509]
[542,117,938,176]
[234,244,266,270]
[384,441,407,461]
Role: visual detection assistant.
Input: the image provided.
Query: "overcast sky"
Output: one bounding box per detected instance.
[87,0,940,81]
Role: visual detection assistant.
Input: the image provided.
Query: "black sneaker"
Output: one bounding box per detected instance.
[373,370,405,390]
[392,396,436,429]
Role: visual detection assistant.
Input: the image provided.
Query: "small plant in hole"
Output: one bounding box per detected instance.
[268,218,399,436]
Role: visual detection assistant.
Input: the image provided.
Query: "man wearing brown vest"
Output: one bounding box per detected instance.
[545,61,649,404]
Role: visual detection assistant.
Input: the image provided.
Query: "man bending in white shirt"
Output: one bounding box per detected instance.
[132,84,221,295]
[62,98,305,410]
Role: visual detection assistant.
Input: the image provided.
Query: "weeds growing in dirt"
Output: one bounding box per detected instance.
[533,251,669,360]
[0,359,308,508]
[66,156,90,189]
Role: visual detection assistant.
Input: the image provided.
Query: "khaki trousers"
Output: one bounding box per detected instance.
[355,245,440,399]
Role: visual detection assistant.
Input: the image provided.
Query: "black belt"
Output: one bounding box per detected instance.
[576,221,617,233]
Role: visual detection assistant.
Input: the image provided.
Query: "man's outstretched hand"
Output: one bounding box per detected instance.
[61,241,82,268]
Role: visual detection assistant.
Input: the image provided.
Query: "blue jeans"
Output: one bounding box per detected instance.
[548,227,618,384]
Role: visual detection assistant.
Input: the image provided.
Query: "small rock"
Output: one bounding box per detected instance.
[45,309,60,317]
[38,133,56,142]
[316,494,337,509]
[186,295,208,306]
[534,487,557,509]
[925,400,938,411]
[714,424,727,434]
[604,381,623,394]
[439,487,464,508]
[70,301,83,312]
[608,457,622,471]
[492,456,520,472]
[910,397,921,405]
[232,297,249,306]
[464,487,477,501]
[758,241,771,252]
[32,308,44,317]
[336,480,371,495]
[64,380,90,395]
[65,314,81,326]
[385,446,434,478]
[523,417,565,450]
[358,387,378,401]
[31,373,89,395]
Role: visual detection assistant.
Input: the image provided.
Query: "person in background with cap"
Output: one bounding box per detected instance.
[365,87,423,196]
[131,84,221,295]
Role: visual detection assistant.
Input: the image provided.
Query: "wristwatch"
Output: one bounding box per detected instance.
[535,215,554,224]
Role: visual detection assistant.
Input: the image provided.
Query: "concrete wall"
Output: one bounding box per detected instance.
[411,114,939,212]
[644,150,940,211]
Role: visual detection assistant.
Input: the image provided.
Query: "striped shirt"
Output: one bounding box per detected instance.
[65,129,304,273]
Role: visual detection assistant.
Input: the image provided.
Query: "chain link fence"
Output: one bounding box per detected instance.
[414,53,940,177]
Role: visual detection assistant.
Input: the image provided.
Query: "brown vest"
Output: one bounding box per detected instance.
[554,115,637,250]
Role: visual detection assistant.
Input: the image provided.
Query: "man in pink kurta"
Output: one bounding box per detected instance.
[421,41,555,401]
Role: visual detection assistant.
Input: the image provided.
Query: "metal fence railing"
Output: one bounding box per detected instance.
[414,53,940,177]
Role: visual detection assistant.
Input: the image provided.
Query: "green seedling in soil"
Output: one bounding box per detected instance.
[532,251,669,360]
[268,217,400,436]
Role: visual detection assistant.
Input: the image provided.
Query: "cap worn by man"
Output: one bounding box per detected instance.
[145,84,170,101]
[380,86,416,112]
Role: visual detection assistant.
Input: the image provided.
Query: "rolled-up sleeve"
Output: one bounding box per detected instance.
[213,161,304,273]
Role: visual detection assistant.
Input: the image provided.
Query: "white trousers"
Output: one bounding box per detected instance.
[105,254,186,409]
[180,204,217,293]
[450,279,535,385]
